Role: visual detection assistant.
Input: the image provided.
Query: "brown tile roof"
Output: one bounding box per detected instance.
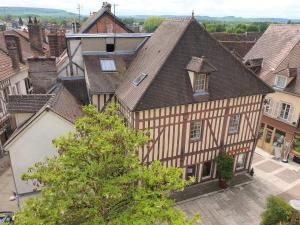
[84,55,134,94]
[0,50,27,81]
[49,84,85,123]
[0,30,49,59]
[116,19,272,111]
[211,32,262,42]
[244,24,300,95]
[7,94,52,113]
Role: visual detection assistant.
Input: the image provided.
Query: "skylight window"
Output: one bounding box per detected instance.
[100,59,116,72]
[132,73,147,86]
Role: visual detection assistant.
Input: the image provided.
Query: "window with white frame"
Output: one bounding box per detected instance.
[275,75,287,89]
[194,74,206,92]
[190,121,201,140]
[228,114,240,134]
[100,59,116,72]
[264,98,273,115]
[236,153,246,170]
[278,102,293,121]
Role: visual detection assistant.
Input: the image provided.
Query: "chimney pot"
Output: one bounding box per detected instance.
[5,35,22,70]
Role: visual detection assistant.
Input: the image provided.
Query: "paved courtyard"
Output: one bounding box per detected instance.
[178,148,300,225]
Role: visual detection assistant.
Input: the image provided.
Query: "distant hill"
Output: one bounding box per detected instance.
[0,7,77,18]
[124,15,300,23]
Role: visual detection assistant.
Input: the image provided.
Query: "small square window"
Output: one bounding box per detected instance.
[202,161,212,178]
[236,153,246,170]
[100,59,116,72]
[275,75,287,89]
[228,115,240,134]
[190,121,201,140]
[106,44,115,52]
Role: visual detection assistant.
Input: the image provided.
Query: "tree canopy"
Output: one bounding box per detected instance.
[13,104,199,225]
[143,16,164,32]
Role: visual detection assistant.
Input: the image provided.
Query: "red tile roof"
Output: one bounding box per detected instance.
[0,50,27,81]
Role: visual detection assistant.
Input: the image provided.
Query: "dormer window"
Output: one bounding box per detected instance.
[186,56,216,100]
[195,74,206,92]
[275,75,287,89]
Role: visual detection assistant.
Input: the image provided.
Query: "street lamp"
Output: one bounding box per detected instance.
[289,199,300,225]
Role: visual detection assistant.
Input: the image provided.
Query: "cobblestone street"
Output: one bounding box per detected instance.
[178,148,300,225]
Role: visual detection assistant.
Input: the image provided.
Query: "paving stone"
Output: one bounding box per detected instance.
[253,153,265,164]
[274,169,300,184]
[278,183,300,201]
[254,161,282,173]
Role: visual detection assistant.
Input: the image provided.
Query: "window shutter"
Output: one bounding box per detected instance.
[275,102,281,118]
[269,99,274,115]
[288,105,294,122]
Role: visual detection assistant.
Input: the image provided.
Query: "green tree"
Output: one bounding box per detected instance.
[13,104,199,225]
[246,24,259,32]
[143,16,164,32]
[261,196,300,225]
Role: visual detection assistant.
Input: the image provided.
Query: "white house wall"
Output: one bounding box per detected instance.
[8,111,74,195]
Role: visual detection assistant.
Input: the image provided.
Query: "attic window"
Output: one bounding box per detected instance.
[132,73,147,86]
[194,74,206,92]
[275,75,287,89]
[106,44,115,52]
[100,59,116,72]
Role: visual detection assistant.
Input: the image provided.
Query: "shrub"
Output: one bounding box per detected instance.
[215,153,234,182]
[261,196,300,225]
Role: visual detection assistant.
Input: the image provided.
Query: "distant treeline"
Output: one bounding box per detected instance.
[121,16,299,33]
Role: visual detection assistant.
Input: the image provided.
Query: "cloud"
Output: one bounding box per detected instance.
[1,0,300,18]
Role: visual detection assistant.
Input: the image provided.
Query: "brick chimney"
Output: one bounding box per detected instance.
[102,2,112,12]
[28,17,43,56]
[48,26,66,57]
[27,57,57,93]
[4,34,23,70]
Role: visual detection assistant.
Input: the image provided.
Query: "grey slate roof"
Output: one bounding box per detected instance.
[116,19,273,111]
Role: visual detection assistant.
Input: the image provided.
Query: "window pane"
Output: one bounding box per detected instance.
[236,153,246,169]
[228,115,240,134]
[100,59,116,71]
[275,75,287,88]
[186,165,196,179]
[190,121,201,140]
[195,74,206,92]
[202,161,212,178]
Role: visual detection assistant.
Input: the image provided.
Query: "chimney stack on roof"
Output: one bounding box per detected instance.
[28,17,44,56]
[48,25,66,57]
[4,34,23,70]
[27,57,57,94]
[102,2,112,12]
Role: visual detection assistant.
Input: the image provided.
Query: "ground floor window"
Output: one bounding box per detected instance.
[202,161,212,179]
[236,153,246,170]
[186,165,196,180]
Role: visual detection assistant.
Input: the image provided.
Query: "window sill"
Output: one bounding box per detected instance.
[190,138,201,142]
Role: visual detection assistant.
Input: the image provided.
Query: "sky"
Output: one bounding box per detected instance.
[1,0,300,19]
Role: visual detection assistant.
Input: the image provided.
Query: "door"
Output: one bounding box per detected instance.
[261,125,275,153]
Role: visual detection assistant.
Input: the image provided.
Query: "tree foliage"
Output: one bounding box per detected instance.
[143,16,164,32]
[13,104,199,225]
[261,196,300,225]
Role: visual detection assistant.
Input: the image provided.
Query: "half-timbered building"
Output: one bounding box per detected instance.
[115,18,272,182]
